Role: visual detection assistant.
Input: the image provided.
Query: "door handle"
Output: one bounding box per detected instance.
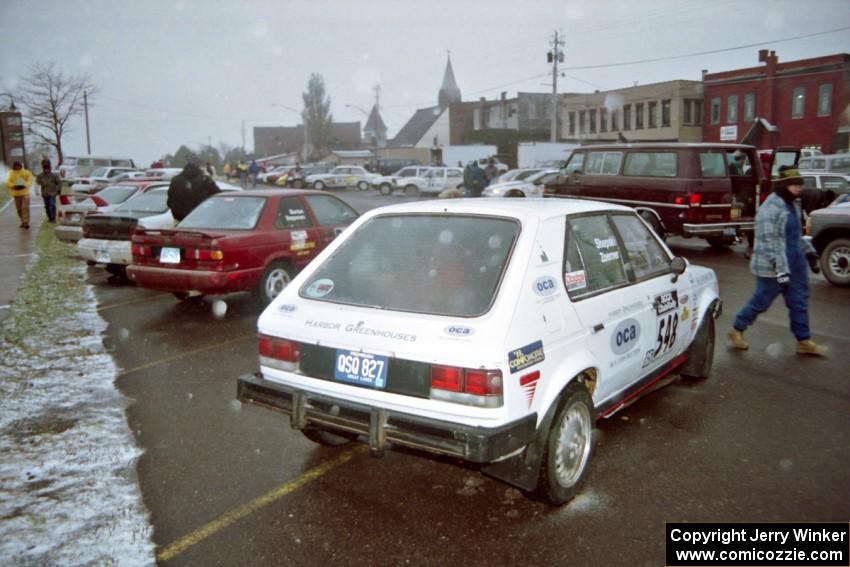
[592,323,604,334]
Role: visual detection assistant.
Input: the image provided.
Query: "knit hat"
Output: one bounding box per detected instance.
[773,166,803,189]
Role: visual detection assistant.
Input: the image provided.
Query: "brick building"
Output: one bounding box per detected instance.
[0,109,26,167]
[702,51,850,153]
[253,122,362,159]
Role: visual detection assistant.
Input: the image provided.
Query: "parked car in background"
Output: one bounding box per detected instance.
[546,143,786,247]
[279,164,333,188]
[808,200,850,287]
[237,198,720,505]
[127,189,359,305]
[370,158,420,175]
[372,165,432,195]
[55,180,166,243]
[398,166,464,196]
[797,153,850,174]
[482,169,559,198]
[58,155,137,181]
[306,165,380,191]
[77,182,240,277]
[144,167,183,179]
[260,165,290,185]
[800,171,850,214]
[68,166,141,193]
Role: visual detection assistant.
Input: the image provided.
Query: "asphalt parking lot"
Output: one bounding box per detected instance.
[82,189,850,565]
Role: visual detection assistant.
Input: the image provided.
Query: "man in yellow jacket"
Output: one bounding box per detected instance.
[6,161,34,229]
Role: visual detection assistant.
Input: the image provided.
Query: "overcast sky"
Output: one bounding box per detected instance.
[2,0,849,166]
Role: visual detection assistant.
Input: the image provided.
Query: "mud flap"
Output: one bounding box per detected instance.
[480,404,558,492]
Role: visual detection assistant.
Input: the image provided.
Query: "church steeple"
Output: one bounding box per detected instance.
[438,51,461,107]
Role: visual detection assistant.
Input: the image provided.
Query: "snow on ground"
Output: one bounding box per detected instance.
[0,258,154,565]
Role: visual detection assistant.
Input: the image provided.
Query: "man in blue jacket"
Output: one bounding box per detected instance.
[729,169,827,356]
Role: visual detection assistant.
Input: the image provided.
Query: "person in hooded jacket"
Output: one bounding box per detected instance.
[167,162,221,223]
[729,168,827,356]
[6,161,34,229]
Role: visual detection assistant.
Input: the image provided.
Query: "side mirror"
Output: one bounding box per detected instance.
[670,256,687,283]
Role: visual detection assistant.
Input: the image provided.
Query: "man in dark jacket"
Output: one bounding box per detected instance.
[167,162,221,222]
[36,162,62,223]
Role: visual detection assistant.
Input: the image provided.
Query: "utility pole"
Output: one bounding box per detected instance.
[548,31,565,142]
[241,120,246,154]
[84,90,91,153]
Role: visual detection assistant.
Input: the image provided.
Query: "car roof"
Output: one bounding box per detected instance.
[211,188,324,197]
[360,197,631,221]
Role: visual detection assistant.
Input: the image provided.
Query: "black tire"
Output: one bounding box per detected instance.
[820,238,850,287]
[505,189,525,198]
[357,180,370,191]
[302,427,356,447]
[705,235,735,249]
[105,264,127,279]
[313,180,325,191]
[404,184,419,197]
[680,314,715,380]
[639,211,665,240]
[256,260,293,306]
[379,183,393,196]
[536,382,595,506]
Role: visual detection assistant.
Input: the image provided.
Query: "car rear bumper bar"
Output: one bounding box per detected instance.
[127,265,259,294]
[682,221,754,236]
[236,372,537,463]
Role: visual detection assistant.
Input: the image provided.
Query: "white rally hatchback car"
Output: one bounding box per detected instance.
[306,165,380,191]
[238,198,721,505]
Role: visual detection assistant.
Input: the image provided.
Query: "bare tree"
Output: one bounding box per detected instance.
[16,62,98,164]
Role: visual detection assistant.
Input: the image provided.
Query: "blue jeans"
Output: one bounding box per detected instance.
[733,268,810,341]
[43,195,57,221]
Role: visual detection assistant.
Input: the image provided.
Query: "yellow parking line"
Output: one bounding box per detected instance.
[117,334,254,377]
[156,446,366,562]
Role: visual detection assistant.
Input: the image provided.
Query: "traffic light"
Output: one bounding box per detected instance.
[547,51,553,63]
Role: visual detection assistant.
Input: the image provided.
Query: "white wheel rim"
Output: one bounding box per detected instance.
[554,400,592,488]
[265,268,290,299]
[828,246,850,277]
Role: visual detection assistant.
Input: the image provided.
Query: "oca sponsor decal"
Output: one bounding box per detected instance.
[444,325,475,338]
[278,303,297,314]
[610,318,641,355]
[533,275,559,297]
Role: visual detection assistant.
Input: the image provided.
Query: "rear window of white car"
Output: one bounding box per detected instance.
[180,196,266,229]
[118,189,168,213]
[96,185,138,204]
[299,214,520,317]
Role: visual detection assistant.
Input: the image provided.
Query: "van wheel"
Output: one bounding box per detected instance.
[706,235,735,249]
[302,426,355,447]
[639,211,665,240]
[379,183,393,196]
[404,184,420,197]
[821,238,850,287]
[536,382,594,506]
[680,315,715,380]
[357,180,370,191]
[257,261,293,306]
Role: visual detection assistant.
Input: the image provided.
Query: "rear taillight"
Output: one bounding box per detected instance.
[258,334,300,371]
[131,244,151,257]
[430,365,502,407]
[689,193,702,207]
[193,248,224,261]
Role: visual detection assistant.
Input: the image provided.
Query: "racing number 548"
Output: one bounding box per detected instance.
[654,313,678,357]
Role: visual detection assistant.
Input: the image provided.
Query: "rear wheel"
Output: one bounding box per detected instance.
[105,264,127,279]
[536,382,594,506]
[821,238,850,287]
[313,180,325,191]
[680,315,715,380]
[706,235,735,249]
[357,180,370,191]
[379,183,393,196]
[404,184,420,197]
[257,261,293,306]
[302,426,356,447]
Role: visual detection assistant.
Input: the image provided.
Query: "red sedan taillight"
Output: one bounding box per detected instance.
[430,365,502,407]
[258,334,301,371]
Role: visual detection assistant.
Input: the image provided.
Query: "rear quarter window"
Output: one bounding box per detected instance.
[623,152,677,177]
[699,152,727,178]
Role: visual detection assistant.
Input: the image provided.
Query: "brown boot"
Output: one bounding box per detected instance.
[728,329,749,350]
[796,340,828,356]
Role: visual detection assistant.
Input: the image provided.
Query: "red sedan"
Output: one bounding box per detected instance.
[127,189,359,305]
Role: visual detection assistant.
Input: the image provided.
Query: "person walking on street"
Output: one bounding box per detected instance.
[36,161,62,223]
[469,161,488,197]
[484,158,499,185]
[248,160,260,188]
[6,161,34,229]
[167,162,221,223]
[237,160,248,189]
[729,168,827,356]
